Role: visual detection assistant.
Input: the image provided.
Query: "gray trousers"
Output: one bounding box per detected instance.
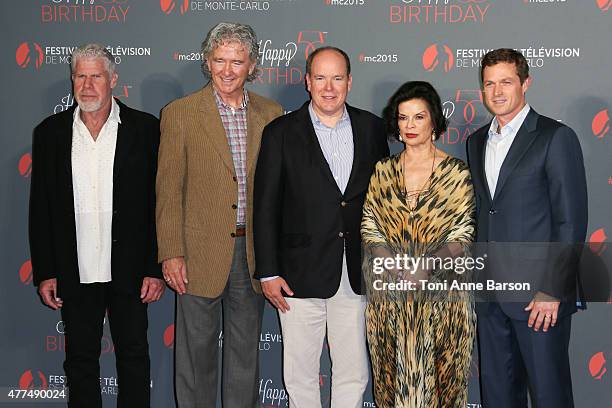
[175,236,264,408]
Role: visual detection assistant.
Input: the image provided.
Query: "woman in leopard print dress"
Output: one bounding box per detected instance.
[362,81,476,408]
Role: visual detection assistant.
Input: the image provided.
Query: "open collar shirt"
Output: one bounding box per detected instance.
[71,98,120,283]
[213,87,249,228]
[485,103,531,197]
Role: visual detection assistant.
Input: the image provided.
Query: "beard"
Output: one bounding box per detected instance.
[75,95,103,112]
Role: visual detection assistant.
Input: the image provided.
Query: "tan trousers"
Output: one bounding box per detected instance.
[279,254,369,408]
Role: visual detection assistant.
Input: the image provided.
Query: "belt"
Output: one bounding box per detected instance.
[235,227,246,237]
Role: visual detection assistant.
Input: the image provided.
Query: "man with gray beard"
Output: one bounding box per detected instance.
[29,43,164,408]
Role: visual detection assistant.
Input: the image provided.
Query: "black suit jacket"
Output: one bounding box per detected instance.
[253,102,389,298]
[466,108,588,319]
[29,99,162,298]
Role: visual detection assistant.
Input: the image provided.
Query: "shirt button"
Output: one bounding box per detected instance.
[338,232,344,238]
[233,176,237,182]
[232,204,237,210]
[231,232,236,238]
[340,201,347,207]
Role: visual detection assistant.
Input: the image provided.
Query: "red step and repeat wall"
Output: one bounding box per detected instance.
[2,1,611,407]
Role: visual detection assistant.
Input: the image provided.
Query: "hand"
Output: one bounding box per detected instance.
[261,277,294,313]
[525,292,560,332]
[140,277,165,303]
[38,278,63,310]
[400,263,430,284]
[162,257,188,295]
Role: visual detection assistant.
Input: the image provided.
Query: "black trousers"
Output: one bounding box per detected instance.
[61,282,150,408]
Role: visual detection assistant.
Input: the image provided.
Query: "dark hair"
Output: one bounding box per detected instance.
[480,48,529,84]
[382,81,447,141]
[305,46,351,76]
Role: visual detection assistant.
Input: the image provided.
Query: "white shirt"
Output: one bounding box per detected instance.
[71,99,120,283]
[485,104,530,197]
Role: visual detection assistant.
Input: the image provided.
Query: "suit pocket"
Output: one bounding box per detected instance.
[281,233,311,248]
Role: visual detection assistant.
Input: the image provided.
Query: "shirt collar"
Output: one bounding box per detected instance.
[73,97,122,126]
[308,102,350,129]
[213,86,249,111]
[489,103,530,136]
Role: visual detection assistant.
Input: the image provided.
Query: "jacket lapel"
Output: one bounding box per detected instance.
[493,109,539,201]
[246,91,266,175]
[113,100,135,182]
[198,84,236,175]
[60,107,76,180]
[298,103,343,195]
[343,105,361,198]
[475,126,493,203]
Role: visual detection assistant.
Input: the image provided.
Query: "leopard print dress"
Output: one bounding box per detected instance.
[361,154,476,408]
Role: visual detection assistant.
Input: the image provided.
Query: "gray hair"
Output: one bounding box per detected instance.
[71,43,116,77]
[200,22,259,82]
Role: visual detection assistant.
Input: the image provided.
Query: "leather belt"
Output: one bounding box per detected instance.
[235,227,246,237]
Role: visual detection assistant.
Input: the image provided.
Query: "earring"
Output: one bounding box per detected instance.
[398,132,403,142]
[431,131,436,142]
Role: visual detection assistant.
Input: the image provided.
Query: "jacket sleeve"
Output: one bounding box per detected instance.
[253,122,284,279]
[155,104,187,262]
[29,124,56,285]
[145,116,163,278]
[539,125,588,300]
[545,125,588,243]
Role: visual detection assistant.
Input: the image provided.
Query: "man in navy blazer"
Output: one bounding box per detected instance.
[466,48,587,408]
[253,47,389,407]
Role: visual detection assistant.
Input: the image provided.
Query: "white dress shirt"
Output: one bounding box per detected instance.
[71,99,120,283]
[485,104,530,196]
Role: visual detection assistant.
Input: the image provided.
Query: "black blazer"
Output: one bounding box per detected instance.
[466,108,588,319]
[253,102,389,298]
[29,99,162,298]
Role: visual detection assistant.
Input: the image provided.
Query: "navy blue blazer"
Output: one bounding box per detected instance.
[253,102,389,298]
[466,108,588,319]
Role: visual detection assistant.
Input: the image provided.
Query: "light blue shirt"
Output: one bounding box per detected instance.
[308,103,354,194]
[485,104,531,196]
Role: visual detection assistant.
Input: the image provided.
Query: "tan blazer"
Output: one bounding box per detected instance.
[156,83,283,298]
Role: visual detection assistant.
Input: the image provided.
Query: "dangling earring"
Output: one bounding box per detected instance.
[431,131,436,142]
[398,132,403,142]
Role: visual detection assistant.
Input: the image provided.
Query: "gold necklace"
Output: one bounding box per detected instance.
[402,146,437,212]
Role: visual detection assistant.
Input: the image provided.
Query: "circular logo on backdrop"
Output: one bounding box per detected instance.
[589,352,607,380]
[589,228,608,256]
[19,260,33,285]
[596,0,612,12]
[163,323,175,348]
[422,44,454,73]
[19,370,48,390]
[16,42,43,70]
[160,0,189,15]
[592,109,610,140]
[19,153,32,178]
